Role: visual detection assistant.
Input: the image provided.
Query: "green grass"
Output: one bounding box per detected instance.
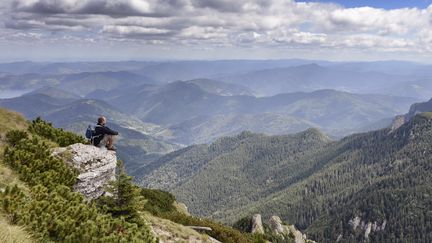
[0,108,35,242]
[0,108,28,135]
[144,212,211,242]
[0,164,35,243]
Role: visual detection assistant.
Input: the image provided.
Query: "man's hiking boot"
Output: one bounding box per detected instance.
[107,146,117,151]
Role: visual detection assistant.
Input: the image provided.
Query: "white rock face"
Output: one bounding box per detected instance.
[347,216,387,241]
[251,214,264,234]
[268,215,315,243]
[390,115,406,132]
[364,222,372,239]
[269,216,285,234]
[52,143,117,200]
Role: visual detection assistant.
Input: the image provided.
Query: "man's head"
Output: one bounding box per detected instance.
[98,116,106,125]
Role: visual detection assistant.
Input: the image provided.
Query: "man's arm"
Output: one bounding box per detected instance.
[102,126,119,135]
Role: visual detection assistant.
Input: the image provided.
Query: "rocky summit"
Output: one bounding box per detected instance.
[52,143,117,200]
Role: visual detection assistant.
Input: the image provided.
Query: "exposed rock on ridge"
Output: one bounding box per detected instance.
[346,216,387,241]
[249,214,314,243]
[390,115,406,131]
[391,98,432,131]
[251,214,265,234]
[53,143,117,200]
[268,215,313,243]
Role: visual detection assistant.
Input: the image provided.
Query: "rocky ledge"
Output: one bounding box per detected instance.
[52,143,117,200]
[251,214,315,243]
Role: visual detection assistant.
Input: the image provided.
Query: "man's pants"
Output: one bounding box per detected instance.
[97,134,113,148]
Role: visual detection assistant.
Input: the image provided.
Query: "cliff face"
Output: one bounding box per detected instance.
[53,143,117,200]
[248,214,314,243]
[391,98,432,131]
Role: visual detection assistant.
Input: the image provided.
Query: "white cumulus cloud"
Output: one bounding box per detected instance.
[1,0,431,58]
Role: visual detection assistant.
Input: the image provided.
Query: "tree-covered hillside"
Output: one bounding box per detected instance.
[137,113,432,242]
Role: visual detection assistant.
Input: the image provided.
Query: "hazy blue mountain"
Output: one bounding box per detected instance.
[28,86,81,99]
[0,60,421,145]
[106,81,237,124]
[133,59,333,83]
[103,82,416,143]
[0,73,59,90]
[0,61,157,75]
[220,64,411,96]
[2,60,430,99]
[0,88,78,118]
[330,60,432,76]
[0,89,32,99]
[374,78,432,100]
[0,71,154,96]
[166,113,317,144]
[184,79,254,96]
[0,61,49,74]
[56,71,155,96]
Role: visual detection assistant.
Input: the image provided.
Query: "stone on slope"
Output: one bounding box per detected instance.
[268,216,285,235]
[268,215,315,243]
[251,214,265,234]
[52,143,117,200]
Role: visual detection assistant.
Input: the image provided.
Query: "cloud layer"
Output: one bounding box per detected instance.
[2,0,432,59]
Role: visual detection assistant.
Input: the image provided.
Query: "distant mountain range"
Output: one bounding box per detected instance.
[220,63,432,98]
[2,60,431,98]
[184,79,255,96]
[0,71,154,96]
[0,74,419,145]
[0,59,429,166]
[96,81,416,143]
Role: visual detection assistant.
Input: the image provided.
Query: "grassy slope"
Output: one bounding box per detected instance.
[0,108,35,243]
[144,212,214,242]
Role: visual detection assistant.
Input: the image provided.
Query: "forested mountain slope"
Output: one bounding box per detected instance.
[138,112,432,242]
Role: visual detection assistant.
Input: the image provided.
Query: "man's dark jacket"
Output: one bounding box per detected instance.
[93,124,118,146]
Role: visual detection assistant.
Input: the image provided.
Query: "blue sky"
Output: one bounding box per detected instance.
[299,0,432,9]
[0,0,431,62]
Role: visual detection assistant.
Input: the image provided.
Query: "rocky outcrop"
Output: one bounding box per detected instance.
[347,216,387,241]
[248,214,314,243]
[268,216,285,234]
[390,98,432,132]
[251,214,265,234]
[268,216,314,243]
[390,115,406,132]
[52,143,117,200]
[406,98,432,119]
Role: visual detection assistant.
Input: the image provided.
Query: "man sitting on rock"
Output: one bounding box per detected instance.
[93,116,119,151]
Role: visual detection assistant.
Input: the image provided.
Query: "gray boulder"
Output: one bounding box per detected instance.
[251,214,265,234]
[269,215,285,235]
[268,215,315,243]
[52,143,117,200]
